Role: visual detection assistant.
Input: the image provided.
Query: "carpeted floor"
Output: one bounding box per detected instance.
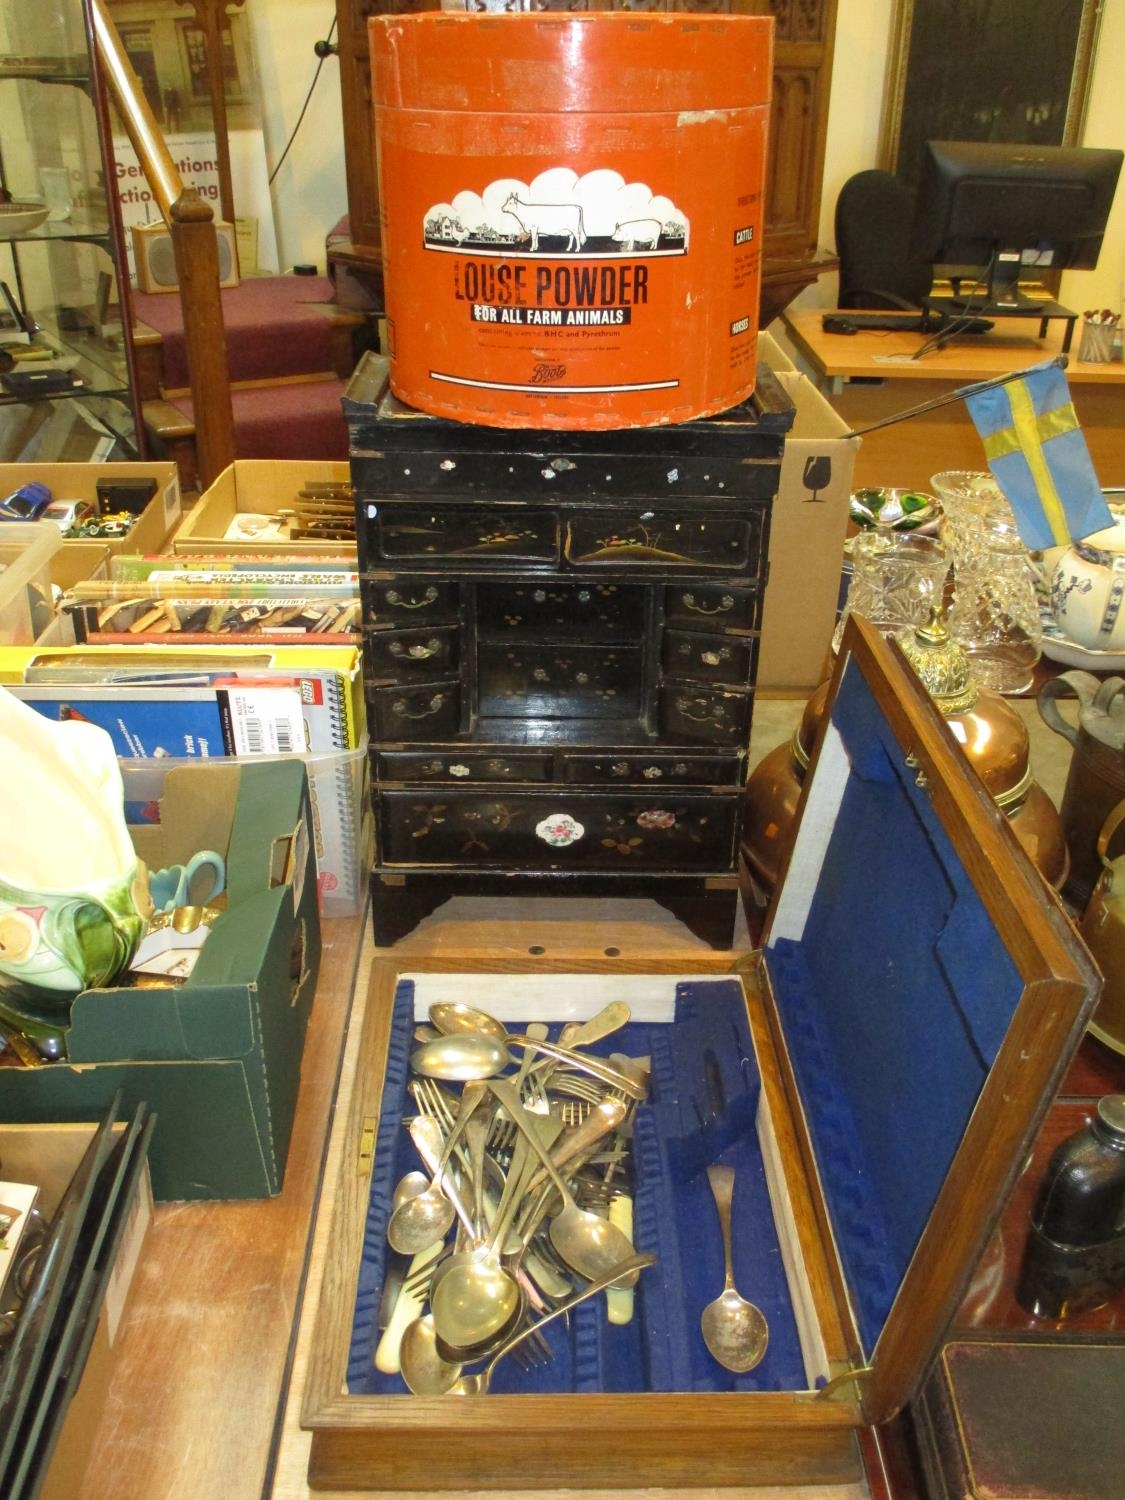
[134,274,341,388]
[166,377,350,462]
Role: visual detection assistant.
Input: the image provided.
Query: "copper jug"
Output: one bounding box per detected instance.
[1079,799,1125,1057]
[1038,672,1125,910]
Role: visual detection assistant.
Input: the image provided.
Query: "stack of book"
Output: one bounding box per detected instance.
[2,552,369,916]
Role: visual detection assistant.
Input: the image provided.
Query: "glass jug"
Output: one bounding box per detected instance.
[932,470,1042,695]
[833,531,950,652]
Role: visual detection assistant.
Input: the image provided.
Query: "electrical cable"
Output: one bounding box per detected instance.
[268,16,338,186]
[911,257,996,360]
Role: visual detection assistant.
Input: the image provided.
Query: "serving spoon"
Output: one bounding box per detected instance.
[428,1113,562,1355]
[452,1251,656,1396]
[428,1000,510,1043]
[400,1251,655,1397]
[410,1032,511,1082]
[487,1079,641,1286]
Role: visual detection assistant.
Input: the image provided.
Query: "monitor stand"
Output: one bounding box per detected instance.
[923,292,1078,354]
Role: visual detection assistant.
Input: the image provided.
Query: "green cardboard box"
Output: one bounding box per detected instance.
[0,760,322,1201]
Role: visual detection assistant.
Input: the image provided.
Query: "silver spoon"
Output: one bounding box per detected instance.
[451,1251,657,1396]
[428,1000,509,1042]
[386,1082,486,1254]
[392,1170,431,1211]
[410,1032,510,1082]
[699,1163,769,1374]
[488,1079,641,1286]
[428,1114,562,1355]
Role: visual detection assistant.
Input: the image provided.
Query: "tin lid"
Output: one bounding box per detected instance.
[371,13,773,116]
[762,618,1099,1424]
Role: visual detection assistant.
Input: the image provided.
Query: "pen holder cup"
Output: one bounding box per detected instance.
[1078,318,1116,364]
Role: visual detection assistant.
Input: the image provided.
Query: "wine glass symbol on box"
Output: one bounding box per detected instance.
[801,454,832,503]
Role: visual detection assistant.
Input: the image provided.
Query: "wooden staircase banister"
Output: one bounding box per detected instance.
[90,0,235,487]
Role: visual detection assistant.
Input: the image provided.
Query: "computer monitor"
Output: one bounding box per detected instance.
[909,140,1123,311]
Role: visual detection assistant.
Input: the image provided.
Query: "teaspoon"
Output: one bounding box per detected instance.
[386,1082,487,1254]
[699,1163,769,1374]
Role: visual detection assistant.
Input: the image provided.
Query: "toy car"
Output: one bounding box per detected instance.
[40,498,96,534]
[0,481,52,521]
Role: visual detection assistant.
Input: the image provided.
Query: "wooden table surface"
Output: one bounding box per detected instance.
[778,309,1125,493]
[75,911,368,1500]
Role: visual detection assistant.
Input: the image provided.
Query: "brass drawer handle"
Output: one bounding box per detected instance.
[679,592,735,616]
[391,693,448,720]
[384,587,439,610]
[388,638,441,659]
[675,698,728,725]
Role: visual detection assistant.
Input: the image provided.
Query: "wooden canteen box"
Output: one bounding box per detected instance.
[299,619,1098,1491]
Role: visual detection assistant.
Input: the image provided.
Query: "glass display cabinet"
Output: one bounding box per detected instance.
[0,0,143,462]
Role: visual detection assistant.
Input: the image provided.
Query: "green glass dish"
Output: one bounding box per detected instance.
[850,487,938,532]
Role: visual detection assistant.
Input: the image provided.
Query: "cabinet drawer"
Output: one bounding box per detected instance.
[378,788,738,869]
[663,583,763,632]
[475,580,646,643]
[361,578,459,628]
[366,681,460,740]
[662,628,758,688]
[556,752,743,787]
[351,447,783,503]
[370,506,559,565]
[658,685,753,747]
[564,511,764,574]
[477,642,645,720]
[365,625,459,683]
[376,749,553,783]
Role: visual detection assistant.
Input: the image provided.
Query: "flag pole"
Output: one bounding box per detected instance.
[841,355,1069,441]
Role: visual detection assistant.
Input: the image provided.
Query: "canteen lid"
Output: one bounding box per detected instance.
[762,617,1099,1424]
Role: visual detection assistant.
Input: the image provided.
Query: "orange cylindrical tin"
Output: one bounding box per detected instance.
[370,13,773,429]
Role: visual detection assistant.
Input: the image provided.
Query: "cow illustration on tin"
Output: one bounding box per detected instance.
[423,167,689,256]
[500,193,587,253]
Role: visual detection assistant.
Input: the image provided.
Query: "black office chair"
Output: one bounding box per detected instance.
[834,169,932,310]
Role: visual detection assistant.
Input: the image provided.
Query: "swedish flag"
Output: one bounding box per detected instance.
[963,359,1112,551]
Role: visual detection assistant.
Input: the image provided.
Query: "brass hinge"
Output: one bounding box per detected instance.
[817,1364,875,1402]
[358,1115,377,1175]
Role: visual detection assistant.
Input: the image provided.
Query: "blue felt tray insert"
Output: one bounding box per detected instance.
[346,977,807,1396]
[765,657,1022,1358]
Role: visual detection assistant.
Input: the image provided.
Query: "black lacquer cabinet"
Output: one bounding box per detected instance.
[344,353,794,947]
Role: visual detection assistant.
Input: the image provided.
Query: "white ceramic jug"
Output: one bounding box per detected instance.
[1049,518,1125,653]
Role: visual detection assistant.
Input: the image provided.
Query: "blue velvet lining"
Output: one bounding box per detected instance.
[346,978,806,1396]
[765,660,1021,1358]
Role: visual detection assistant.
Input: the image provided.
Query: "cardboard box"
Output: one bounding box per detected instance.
[757,331,858,694]
[0,462,182,558]
[0,521,61,643]
[172,459,354,557]
[0,1121,152,1500]
[120,742,372,919]
[1,759,322,1201]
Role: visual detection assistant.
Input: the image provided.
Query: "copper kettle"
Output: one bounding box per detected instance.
[1038,672,1125,910]
[1079,798,1125,1057]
